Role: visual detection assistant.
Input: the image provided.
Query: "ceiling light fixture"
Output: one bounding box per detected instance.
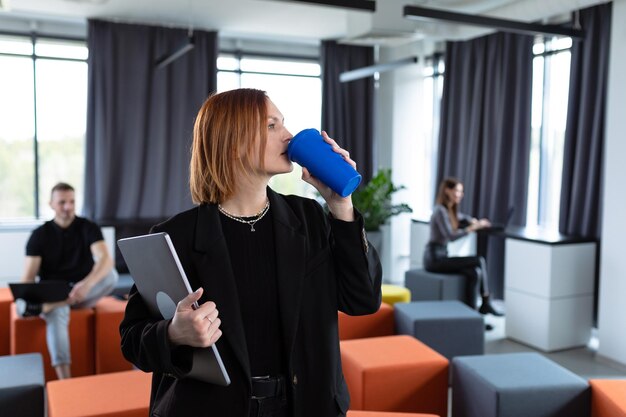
[155,34,195,69]
[156,0,196,70]
[403,5,584,39]
[271,0,375,11]
[339,56,418,83]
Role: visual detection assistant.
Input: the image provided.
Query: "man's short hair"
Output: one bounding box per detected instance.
[51,182,75,197]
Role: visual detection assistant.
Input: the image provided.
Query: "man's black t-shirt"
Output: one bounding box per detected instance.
[26,217,104,283]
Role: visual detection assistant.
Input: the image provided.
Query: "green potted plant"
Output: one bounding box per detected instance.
[351,169,412,251]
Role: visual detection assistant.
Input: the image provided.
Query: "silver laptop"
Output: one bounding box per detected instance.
[117,232,230,386]
[488,206,515,231]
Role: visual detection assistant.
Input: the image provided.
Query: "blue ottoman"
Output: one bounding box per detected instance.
[405,269,473,307]
[452,352,590,417]
[394,301,484,360]
[0,353,45,417]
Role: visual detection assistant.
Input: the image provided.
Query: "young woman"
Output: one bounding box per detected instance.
[423,177,502,317]
[120,88,382,417]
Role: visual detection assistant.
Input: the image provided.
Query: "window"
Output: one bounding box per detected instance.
[527,36,572,229]
[217,52,322,198]
[410,54,445,220]
[0,34,88,220]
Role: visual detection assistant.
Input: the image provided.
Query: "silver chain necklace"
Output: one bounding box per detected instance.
[217,200,270,232]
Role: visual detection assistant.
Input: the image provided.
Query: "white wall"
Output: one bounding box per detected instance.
[376,43,422,283]
[597,0,626,366]
[375,40,441,284]
[0,224,41,284]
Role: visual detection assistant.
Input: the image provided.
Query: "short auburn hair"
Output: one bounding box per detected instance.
[190,88,269,204]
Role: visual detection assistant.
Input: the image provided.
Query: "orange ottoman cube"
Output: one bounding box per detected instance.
[94,296,133,374]
[10,304,95,381]
[341,335,448,416]
[339,302,395,340]
[0,287,13,355]
[590,379,626,417]
[47,370,152,417]
[348,411,440,417]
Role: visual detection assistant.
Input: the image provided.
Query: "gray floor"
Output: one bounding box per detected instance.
[443,312,626,417]
[483,313,626,380]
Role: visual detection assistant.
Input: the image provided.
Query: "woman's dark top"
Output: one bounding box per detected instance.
[219,207,285,378]
[428,204,473,246]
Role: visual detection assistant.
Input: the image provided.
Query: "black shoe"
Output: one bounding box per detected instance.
[15,299,42,317]
[478,296,504,317]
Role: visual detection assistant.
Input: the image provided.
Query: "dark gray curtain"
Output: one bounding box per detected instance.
[84,20,217,223]
[559,3,612,240]
[437,32,534,298]
[321,40,375,182]
[559,3,612,325]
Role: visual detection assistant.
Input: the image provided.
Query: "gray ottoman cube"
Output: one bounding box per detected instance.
[452,352,590,417]
[394,301,484,360]
[0,353,45,417]
[111,273,135,297]
[405,268,473,307]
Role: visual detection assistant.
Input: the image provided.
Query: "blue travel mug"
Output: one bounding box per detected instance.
[287,128,362,197]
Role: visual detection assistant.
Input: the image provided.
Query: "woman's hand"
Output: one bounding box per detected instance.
[167,287,222,348]
[467,218,491,232]
[477,218,491,228]
[301,131,355,222]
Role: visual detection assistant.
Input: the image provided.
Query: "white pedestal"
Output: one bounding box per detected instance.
[409,220,476,269]
[504,238,596,351]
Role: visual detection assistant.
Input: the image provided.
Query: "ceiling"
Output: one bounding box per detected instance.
[0,0,607,44]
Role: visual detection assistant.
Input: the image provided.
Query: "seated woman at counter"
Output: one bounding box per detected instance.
[424,177,503,317]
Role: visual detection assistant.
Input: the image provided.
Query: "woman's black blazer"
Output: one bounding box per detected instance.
[120,189,383,417]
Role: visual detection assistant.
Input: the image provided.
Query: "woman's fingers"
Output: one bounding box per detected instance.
[171,297,223,347]
[199,317,222,346]
[321,130,357,169]
[175,287,203,314]
[301,167,329,193]
[207,328,223,346]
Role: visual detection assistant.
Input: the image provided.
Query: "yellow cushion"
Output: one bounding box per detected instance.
[381,284,411,305]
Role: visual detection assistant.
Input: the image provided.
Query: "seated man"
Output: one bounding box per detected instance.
[16,182,118,379]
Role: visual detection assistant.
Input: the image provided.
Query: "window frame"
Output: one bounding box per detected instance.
[0,30,87,220]
[217,47,322,198]
[218,49,321,80]
[415,52,445,220]
[527,35,572,229]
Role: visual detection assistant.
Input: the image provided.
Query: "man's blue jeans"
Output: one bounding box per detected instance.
[43,269,119,367]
